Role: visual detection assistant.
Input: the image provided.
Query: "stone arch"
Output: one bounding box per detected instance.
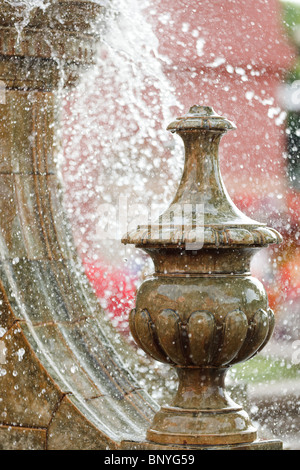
[0,0,158,449]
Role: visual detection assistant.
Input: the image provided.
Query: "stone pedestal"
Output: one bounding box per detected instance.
[122,105,283,449]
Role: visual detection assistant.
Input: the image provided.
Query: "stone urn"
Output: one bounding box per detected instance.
[122,105,282,447]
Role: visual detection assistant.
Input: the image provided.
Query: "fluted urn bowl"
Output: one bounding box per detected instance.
[128,250,276,445]
[130,274,274,368]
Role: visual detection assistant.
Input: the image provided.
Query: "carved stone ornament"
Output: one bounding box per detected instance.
[122,105,283,447]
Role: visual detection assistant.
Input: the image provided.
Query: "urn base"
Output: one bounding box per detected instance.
[146,405,257,446]
[147,367,257,446]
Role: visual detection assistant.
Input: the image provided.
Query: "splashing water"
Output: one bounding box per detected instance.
[2,0,299,448]
[62,0,184,332]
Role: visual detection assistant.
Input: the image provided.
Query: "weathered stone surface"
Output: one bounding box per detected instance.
[0,260,92,324]
[0,322,62,428]
[0,425,46,450]
[0,0,159,450]
[21,322,102,399]
[123,106,283,447]
[47,395,116,450]
[122,439,283,451]
[0,174,73,260]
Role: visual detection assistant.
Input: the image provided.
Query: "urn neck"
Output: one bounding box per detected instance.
[172,130,223,206]
[170,128,255,226]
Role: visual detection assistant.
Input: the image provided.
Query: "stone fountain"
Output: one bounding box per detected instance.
[0,0,283,450]
[0,0,158,450]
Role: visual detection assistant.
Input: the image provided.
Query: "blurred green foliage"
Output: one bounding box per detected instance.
[232,356,300,383]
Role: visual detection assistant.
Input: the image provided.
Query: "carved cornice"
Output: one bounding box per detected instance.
[0,27,98,63]
[122,224,282,248]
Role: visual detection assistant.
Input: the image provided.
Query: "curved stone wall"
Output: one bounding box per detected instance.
[0,0,158,449]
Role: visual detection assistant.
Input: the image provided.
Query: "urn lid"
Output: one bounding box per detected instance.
[122,105,282,249]
[167,105,236,133]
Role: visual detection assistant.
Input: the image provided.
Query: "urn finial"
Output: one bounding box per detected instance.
[122,105,283,448]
